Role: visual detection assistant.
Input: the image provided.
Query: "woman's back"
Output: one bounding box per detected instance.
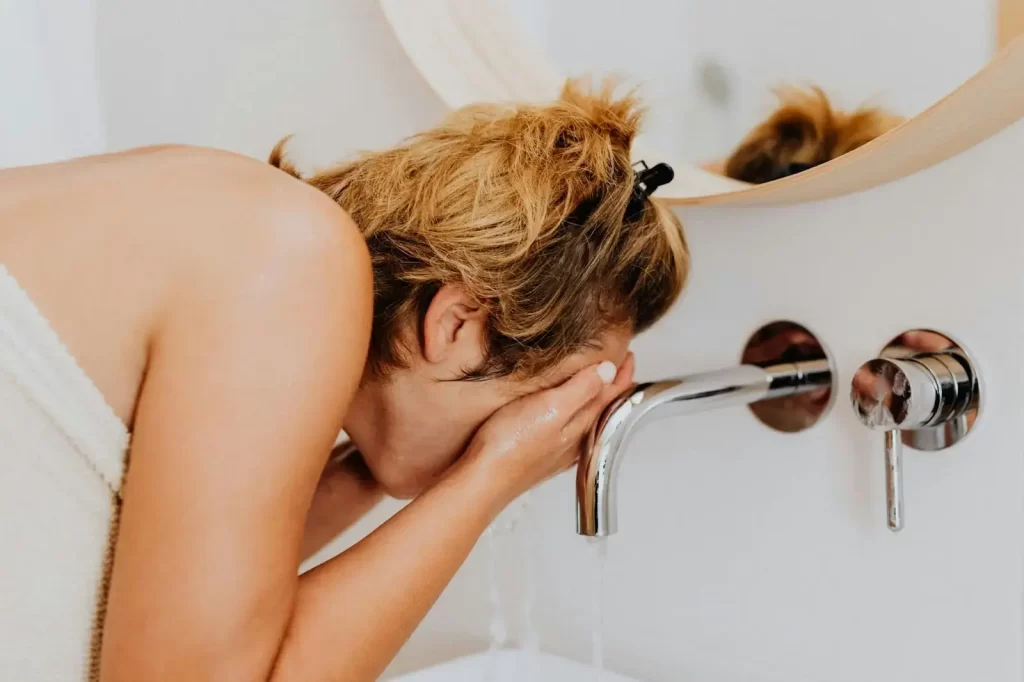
[0,146,366,680]
[0,146,322,424]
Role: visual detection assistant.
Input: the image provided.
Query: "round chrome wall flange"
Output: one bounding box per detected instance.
[740,320,836,433]
[864,329,982,451]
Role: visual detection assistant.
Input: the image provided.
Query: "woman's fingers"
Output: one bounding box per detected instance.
[613,352,636,392]
[562,353,636,442]
[594,352,635,408]
[542,361,616,421]
[470,356,637,495]
[568,354,635,423]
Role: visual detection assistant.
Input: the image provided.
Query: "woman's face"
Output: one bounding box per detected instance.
[343,295,631,499]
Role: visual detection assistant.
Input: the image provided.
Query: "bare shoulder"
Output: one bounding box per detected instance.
[160,145,373,322]
[151,146,374,392]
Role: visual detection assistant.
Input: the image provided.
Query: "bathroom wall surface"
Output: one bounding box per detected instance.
[1,0,107,167]
[95,0,446,165]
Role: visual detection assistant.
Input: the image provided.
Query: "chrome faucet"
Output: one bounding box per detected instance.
[576,352,832,537]
[848,329,982,532]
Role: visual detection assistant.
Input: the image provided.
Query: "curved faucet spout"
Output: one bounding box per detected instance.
[575,360,830,537]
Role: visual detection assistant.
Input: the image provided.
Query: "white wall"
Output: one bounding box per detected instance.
[517,0,994,164]
[0,0,107,167]
[89,1,1022,680]
[95,0,445,165]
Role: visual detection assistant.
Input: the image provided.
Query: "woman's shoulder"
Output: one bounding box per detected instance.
[116,145,374,360]
[136,145,371,292]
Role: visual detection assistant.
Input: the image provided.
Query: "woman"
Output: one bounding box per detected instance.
[0,82,688,681]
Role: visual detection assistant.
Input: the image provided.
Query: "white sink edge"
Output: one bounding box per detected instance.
[387,649,643,682]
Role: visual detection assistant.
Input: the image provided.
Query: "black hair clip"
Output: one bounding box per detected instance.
[626,160,674,219]
[564,160,675,229]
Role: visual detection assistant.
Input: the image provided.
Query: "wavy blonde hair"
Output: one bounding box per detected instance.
[271,80,689,378]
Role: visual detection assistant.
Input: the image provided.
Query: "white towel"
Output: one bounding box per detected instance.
[0,264,129,681]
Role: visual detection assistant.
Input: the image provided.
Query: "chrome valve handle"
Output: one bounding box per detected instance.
[850,331,981,532]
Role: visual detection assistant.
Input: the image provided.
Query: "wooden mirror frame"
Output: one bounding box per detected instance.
[381,0,1024,207]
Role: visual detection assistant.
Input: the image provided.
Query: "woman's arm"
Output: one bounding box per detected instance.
[274,354,632,681]
[278,448,508,680]
[301,453,383,561]
[100,196,374,681]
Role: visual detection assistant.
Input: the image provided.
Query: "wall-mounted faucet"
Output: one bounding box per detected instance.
[849,330,982,532]
[576,321,835,537]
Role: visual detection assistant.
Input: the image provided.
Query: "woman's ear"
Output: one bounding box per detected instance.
[421,284,488,373]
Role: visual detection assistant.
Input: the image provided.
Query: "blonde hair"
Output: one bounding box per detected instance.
[271,80,689,378]
[725,86,903,183]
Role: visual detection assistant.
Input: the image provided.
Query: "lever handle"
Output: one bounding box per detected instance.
[850,331,980,532]
[884,430,903,531]
[851,356,950,533]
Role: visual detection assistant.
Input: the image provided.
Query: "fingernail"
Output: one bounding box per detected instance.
[596,361,617,384]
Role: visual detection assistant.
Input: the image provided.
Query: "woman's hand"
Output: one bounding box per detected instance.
[462,353,636,503]
[280,354,633,682]
[275,360,631,681]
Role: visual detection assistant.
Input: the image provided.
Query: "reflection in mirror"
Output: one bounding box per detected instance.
[507,0,1000,180]
[717,87,904,184]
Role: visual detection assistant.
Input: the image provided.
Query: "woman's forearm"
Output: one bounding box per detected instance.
[301,455,384,562]
[271,450,508,682]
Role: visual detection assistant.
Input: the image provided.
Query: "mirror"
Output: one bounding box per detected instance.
[506,0,1000,182]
